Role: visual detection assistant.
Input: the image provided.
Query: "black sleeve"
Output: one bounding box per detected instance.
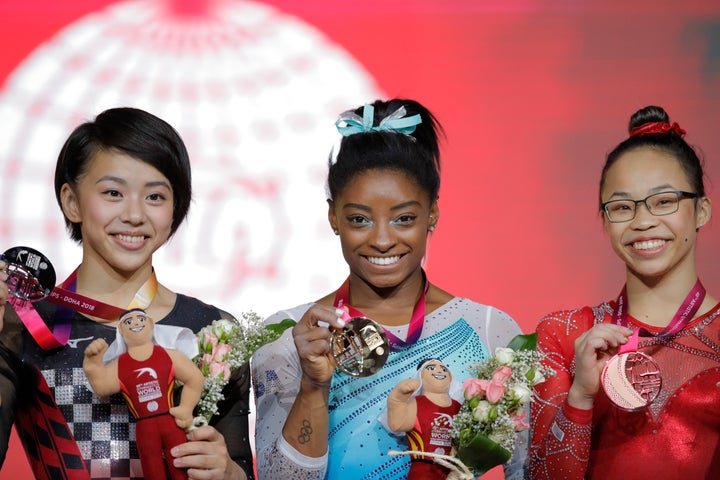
[0,307,24,468]
[211,361,254,479]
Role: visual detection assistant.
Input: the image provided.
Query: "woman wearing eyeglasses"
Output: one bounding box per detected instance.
[529,105,720,479]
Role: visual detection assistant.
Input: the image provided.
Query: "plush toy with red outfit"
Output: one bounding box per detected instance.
[83,308,204,480]
[387,358,464,480]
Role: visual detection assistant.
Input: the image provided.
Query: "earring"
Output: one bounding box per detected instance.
[428,225,435,232]
[333,228,339,235]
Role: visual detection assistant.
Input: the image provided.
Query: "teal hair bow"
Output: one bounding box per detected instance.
[335,104,422,137]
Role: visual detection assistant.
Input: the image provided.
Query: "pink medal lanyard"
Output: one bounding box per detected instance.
[613,279,706,353]
[333,272,429,351]
[13,268,158,351]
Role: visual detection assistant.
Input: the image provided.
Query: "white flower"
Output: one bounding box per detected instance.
[529,368,546,386]
[212,319,236,336]
[494,347,515,366]
[472,400,492,423]
[511,384,532,403]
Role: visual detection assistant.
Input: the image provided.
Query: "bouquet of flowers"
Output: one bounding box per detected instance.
[452,333,554,476]
[193,312,294,424]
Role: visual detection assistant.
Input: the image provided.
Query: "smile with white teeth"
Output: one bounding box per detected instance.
[367,255,400,265]
[432,374,447,380]
[116,234,145,243]
[130,326,144,332]
[633,239,666,250]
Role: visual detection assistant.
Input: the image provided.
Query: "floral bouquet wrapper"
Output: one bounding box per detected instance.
[192,312,294,425]
[452,333,554,476]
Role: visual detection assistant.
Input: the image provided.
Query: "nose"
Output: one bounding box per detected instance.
[370,221,395,252]
[120,197,146,225]
[629,201,658,229]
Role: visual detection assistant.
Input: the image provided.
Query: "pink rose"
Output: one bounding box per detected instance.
[492,366,512,384]
[201,353,214,367]
[203,332,218,350]
[485,380,506,404]
[211,343,233,362]
[209,361,231,380]
[463,378,487,399]
[512,413,530,431]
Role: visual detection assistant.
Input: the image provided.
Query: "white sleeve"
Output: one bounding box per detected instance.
[251,304,328,479]
[477,304,524,353]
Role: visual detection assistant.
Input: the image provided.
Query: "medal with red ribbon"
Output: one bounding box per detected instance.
[601,280,705,410]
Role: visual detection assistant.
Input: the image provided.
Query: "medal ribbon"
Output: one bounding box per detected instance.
[614,279,705,354]
[333,271,428,351]
[12,268,158,351]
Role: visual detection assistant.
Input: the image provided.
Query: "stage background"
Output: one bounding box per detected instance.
[1,1,720,478]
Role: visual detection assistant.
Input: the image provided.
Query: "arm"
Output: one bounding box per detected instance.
[0,304,23,467]
[386,378,420,433]
[168,349,204,430]
[252,303,343,479]
[170,312,251,480]
[82,339,120,396]
[528,308,630,480]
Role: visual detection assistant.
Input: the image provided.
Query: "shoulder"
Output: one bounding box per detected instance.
[536,302,612,338]
[262,302,314,326]
[446,297,519,329]
[164,294,235,332]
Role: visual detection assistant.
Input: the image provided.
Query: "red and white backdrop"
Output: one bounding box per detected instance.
[1,0,719,477]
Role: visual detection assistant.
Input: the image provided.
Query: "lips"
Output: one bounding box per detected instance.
[366,255,401,265]
[115,234,146,243]
[631,239,666,250]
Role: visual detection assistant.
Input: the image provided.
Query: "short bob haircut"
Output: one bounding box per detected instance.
[54,107,192,243]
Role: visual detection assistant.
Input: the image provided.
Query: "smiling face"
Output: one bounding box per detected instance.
[328,168,438,291]
[118,309,154,348]
[601,147,711,283]
[420,359,452,394]
[60,149,175,275]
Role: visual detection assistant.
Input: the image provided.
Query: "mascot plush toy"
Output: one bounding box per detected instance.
[83,308,203,480]
[387,358,464,479]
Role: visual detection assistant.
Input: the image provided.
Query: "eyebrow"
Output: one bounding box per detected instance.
[341,200,423,211]
[606,184,677,200]
[96,175,171,190]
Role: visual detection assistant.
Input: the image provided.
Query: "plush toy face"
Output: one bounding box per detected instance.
[420,359,452,394]
[118,309,154,348]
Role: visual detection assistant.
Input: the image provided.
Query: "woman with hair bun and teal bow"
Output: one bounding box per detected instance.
[252,99,525,479]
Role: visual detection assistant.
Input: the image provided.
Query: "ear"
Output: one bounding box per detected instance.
[696,196,711,230]
[60,183,82,223]
[327,199,339,235]
[428,200,440,230]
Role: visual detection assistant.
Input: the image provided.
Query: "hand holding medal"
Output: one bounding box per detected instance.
[1,246,56,304]
[599,281,705,411]
[331,309,389,378]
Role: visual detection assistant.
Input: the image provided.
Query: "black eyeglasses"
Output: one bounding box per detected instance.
[601,190,697,223]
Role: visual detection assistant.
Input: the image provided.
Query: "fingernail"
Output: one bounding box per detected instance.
[318,320,329,328]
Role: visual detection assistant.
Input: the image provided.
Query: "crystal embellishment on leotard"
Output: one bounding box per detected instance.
[601,351,662,411]
[1,246,56,302]
[331,317,389,377]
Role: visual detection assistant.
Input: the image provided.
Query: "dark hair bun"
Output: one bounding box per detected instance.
[628,105,670,133]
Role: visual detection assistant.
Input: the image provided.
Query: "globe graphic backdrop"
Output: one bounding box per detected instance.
[0,0,382,318]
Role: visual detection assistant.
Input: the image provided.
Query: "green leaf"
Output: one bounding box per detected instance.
[506,332,538,351]
[265,318,296,335]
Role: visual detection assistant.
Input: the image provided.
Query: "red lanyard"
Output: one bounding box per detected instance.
[614,279,705,353]
[12,268,158,351]
[333,272,428,351]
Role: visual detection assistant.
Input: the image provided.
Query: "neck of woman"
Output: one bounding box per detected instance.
[346,270,426,326]
[625,266,702,327]
[75,260,155,308]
